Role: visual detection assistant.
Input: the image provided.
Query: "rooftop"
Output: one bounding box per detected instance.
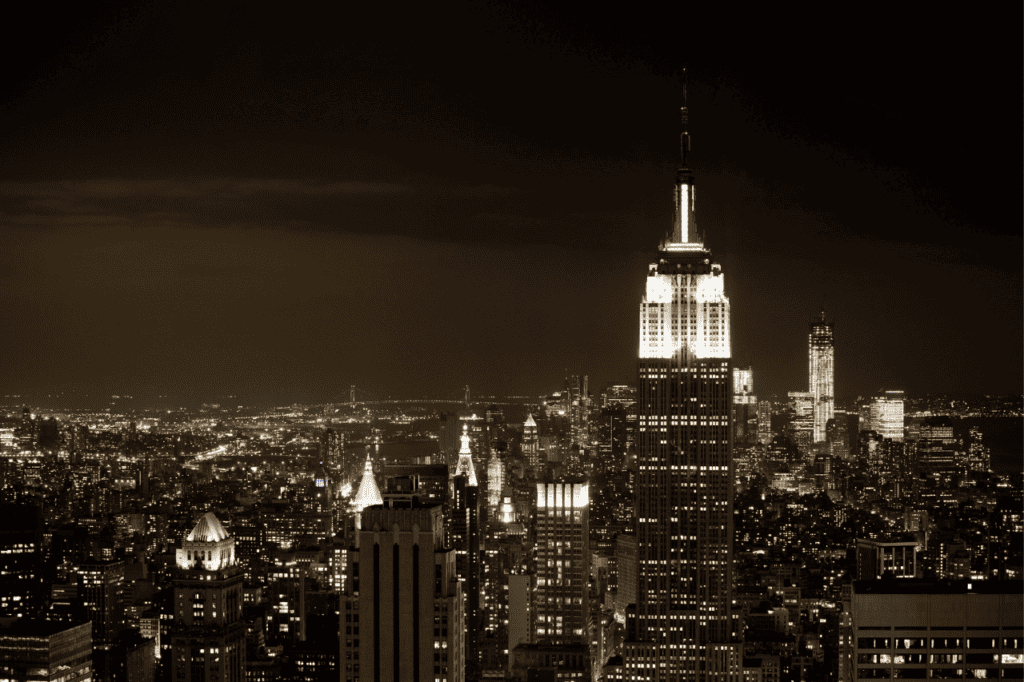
[854,579,1023,595]
[185,512,229,543]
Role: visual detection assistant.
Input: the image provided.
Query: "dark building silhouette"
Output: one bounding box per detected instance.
[340,500,465,682]
[0,503,43,619]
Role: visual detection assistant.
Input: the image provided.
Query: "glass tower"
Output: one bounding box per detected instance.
[809,312,834,443]
[625,95,740,680]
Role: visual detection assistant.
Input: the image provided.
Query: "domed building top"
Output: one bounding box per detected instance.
[177,511,235,571]
[186,512,229,543]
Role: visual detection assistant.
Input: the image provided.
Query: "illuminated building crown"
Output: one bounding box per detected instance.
[176,512,236,571]
[352,452,383,511]
[639,86,730,361]
[454,424,478,486]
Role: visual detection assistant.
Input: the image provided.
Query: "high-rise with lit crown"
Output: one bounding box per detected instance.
[624,87,740,680]
[809,311,834,443]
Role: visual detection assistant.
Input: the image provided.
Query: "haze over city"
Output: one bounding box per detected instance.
[1,2,1019,404]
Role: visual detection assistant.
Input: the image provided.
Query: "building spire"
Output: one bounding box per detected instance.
[352,449,383,511]
[667,67,699,249]
[454,424,478,486]
[680,66,691,169]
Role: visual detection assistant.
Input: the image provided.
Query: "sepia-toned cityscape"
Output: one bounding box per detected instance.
[0,3,1020,682]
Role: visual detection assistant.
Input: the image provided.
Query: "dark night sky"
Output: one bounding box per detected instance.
[0,1,1019,405]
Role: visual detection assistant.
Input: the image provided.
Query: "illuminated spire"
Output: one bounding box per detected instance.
[524,413,537,429]
[668,67,700,250]
[352,451,383,511]
[680,66,691,170]
[454,424,478,486]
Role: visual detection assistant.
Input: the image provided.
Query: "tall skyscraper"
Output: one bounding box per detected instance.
[340,501,465,682]
[625,93,740,679]
[450,426,481,674]
[809,312,834,443]
[522,414,540,471]
[170,512,245,682]
[534,482,590,645]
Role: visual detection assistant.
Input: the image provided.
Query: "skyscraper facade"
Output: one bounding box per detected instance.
[624,97,739,680]
[731,367,756,445]
[341,502,465,682]
[870,391,905,441]
[534,482,590,645]
[809,312,834,443]
[788,391,814,451]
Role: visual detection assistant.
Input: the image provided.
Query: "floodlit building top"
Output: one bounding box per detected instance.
[352,453,384,511]
[453,424,478,486]
[185,512,229,543]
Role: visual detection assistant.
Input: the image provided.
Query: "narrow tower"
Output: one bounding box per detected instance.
[624,80,740,680]
[809,311,835,443]
[171,513,245,681]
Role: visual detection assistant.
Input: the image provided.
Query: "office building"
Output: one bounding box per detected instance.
[756,401,772,444]
[486,450,503,510]
[450,426,481,673]
[809,312,834,443]
[535,482,590,645]
[564,375,590,451]
[855,537,918,580]
[870,391,905,442]
[624,95,740,679]
[341,501,464,682]
[732,367,757,446]
[0,620,92,682]
[0,503,43,619]
[917,416,960,477]
[789,391,814,451]
[614,534,637,625]
[77,559,125,650]
[170,512,246,682]
[847,580,1023,681]
[522,414,540,470]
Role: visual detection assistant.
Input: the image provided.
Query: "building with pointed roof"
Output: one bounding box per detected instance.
[171,512,245,682]
[352,452,383,512]
[522,414,540,471]
[625,80,742,678]
[453,424,478,486]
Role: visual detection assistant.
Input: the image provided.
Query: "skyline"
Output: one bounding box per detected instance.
[1,2,1020,404]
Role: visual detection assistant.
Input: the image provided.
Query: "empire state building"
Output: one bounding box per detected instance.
[623,97,740,680]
